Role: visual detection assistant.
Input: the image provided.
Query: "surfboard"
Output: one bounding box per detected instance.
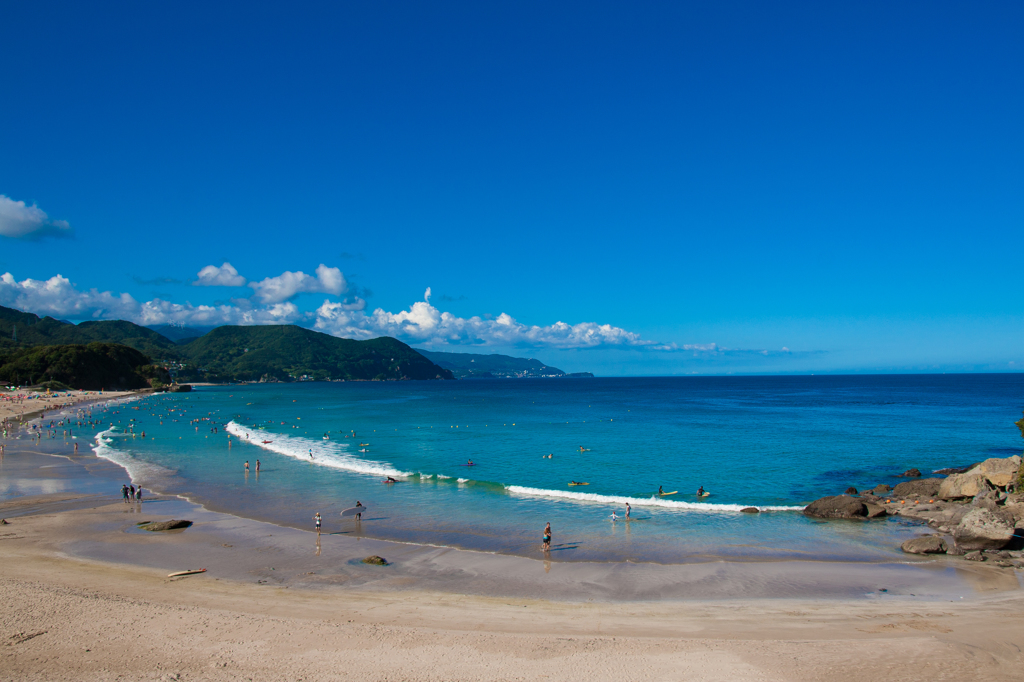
[340,505,366,518]
[261,440,273,444]
[657,491,678,496]
[167,568,206,577]
[568,482,589,486]
[697,492,710,498]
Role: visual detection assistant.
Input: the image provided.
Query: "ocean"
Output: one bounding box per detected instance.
[79,374,1023,563]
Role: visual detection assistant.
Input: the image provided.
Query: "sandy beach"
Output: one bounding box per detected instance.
[0,389,136,424]
[1,441,1023,681]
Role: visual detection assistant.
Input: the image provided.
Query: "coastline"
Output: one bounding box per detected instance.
[2,440,1024,679]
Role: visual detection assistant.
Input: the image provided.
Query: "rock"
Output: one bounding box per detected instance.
[952,508,1015,551]
[864,503,887,518]
[872,484,891,495]
[892,478,943,498]
[803,495,870,519]
[740,507,760,513]
[994,560,1014,568]
[898,468,922,478]
[971,489,1001,512]
[938,473,992,500]
[963,550,985,562]
[935,464,980,475]
[168,384,192,393]
[901,536,948,554]
[965,456,1022,489]
[140,519,193,532]
[844,487,859,495]
[362,555,389,566]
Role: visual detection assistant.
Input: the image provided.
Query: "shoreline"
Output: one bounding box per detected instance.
[3,437,1024,679]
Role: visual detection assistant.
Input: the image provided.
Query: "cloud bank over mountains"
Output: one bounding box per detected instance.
[0,264,764,354]
[0,195,73,240]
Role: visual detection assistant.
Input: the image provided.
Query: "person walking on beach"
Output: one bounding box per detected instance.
[121,484,129,503]
[355,501,363,521]
[542,522,551,551]
[313,512,322,535]
[625,503,631,519]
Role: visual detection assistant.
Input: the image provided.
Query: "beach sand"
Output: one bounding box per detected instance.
[1,444,1023,680]
[0,389,136,423]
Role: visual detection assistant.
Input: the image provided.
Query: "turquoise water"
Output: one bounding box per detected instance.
[79,375,1023,563]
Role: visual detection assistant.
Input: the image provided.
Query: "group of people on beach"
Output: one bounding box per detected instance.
[121,484,143,502]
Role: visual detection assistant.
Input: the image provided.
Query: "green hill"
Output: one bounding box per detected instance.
[0,306,181,359]
[0,343,170,390]
[0,305,454,383]
[178,325,453,382]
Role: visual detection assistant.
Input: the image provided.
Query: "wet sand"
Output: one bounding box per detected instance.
[1,441,1023,679]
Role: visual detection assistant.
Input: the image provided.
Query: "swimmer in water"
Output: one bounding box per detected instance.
[467,460,473,466]
[697,486,705,497]
[658,485,664,495]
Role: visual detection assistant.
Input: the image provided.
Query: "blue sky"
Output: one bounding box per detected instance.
[1,1,1021,375]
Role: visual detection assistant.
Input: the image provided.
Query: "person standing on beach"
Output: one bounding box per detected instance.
[255,459,260,472]
[625,503,631,519]
[244,460,249,472]
[129,484,136,501]
[136,487,143,503]
[313,512,322,535]
[542,522,551,551]
[355,501,363,520]
[121,485,128,503]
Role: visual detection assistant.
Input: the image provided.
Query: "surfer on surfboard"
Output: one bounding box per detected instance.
[697,486,705,497]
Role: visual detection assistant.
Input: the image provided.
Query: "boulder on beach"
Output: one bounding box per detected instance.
[872,484,891,495]
[901,536,948,555]
[140,519,193,532]
[898,468,922,478]
[844,487,858,495]
[938,473,992,500]
[952,508,1015,551]
[362,555,389,566]
[963,550,986,562]
[965,456,1021,489]
[864,503,887,518]
[892,478,943,498]
[740,507,760,514]
[803,495,870,520]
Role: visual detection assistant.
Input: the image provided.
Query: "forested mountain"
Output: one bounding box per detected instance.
[0,343,170,390]
[180,325,453,382]
[0,307,180,359]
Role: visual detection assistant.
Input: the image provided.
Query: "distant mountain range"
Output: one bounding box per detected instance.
[416,349,593,379]
[0,305,591,386]
[0,306,452,384]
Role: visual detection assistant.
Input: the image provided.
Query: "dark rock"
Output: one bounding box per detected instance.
[892,478,943,498]
[140,519,193,532]
[898,468,922,478]
[872,484,891,495]
[168,384,192,393]
[994,560,1014,568]
[844,487,859,495]
[740,507,760,514]
[935,464,981,475]
[901,536,948,555]
[952,508,1015,551]
[864,503,887,518]
[803,495,869,519]
[362,555,389,566]
[963,551,985,562]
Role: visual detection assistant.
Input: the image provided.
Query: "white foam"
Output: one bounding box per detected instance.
[504,485,804,512]
[226,421,411,478]
[92,427,175,484]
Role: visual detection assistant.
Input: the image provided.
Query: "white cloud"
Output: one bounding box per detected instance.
[1,270,753,355]
[248,264,348,304]
[313,287,681,350]
[0,195,72,240]
[194,262,246,287]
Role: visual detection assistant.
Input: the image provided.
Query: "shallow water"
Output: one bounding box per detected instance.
[26,374,1024,563]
